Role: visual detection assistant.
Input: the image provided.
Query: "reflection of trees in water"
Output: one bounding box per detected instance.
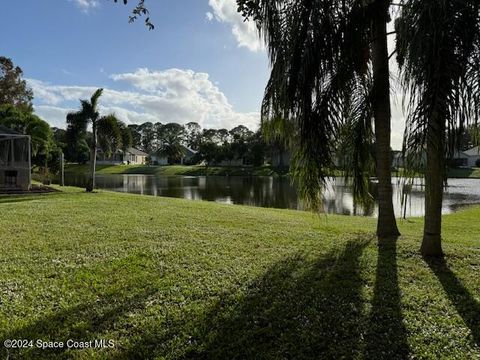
[197,176,300,210]
[60,174,480,216]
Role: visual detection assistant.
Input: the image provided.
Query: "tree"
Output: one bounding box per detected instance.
[0,57,33,112]
[138,122,155,154]
[156,123,186,164]
[238,0,400,236]
[128,124,142,148]
[185,122,202,150]
[0,104,54,172]
[112,0,154,29]
[396,0,480,256]
[66,89,122,192]
[119,121,133,151]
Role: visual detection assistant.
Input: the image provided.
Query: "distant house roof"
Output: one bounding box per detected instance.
[181,145,197,157]
[453,150,469,159]
[463,146,480,157]
[127,147,148,156]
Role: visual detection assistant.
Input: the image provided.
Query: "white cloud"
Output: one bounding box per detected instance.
[28,68,260,131]
[70,0,99,12]
[207,0,263,52]
[206,12,214,21]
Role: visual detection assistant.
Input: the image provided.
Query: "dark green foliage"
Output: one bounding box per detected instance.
[0,57,33,112]
[0,104,54,170]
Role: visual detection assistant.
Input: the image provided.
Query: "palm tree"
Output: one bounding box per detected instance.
[237,0,400,237]
[396,0,480,256]
[67,89,123,192]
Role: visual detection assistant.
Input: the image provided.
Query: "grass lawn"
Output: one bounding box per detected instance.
[0,188,479,359]
[448,167,480,179]
[64,164,286,177]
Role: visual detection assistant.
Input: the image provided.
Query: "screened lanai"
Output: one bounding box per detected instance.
[0,125,31,191]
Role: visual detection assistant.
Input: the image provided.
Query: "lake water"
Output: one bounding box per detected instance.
[60,174,480,217]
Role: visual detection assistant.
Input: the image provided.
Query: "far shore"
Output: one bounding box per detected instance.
[61,164,480,179]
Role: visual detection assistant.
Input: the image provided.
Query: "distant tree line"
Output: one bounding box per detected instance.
[125,121,283,167]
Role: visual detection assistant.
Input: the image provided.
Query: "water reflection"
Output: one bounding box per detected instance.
[62,175,480,217]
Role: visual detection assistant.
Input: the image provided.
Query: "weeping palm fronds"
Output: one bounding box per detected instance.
[238,0,400,238]
[396,0,480,256]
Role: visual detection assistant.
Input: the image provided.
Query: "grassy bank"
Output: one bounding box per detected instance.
[0,188,479,359]
[448,167,480,178]
[64,164,286,177]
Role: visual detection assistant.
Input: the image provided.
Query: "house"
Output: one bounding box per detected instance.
[462,146,480,167]
[0,125,31,191]
[451,146,480,168]
[124,148,148,165]
[451,150,470,167]
[96,147,148,165]
[149,145,198,165]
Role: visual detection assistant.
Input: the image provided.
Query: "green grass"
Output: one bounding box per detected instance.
[64,164,287,177]
[0,188,479,359]
[448,167,480,178]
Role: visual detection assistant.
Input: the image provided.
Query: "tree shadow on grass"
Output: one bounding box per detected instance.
[118,236,372,359]
[426,256,480,346]
[364,236,410,359]
[0,286,158,360]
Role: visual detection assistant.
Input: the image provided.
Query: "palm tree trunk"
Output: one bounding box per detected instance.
[87,124,97,192]
[421,115,445,257]
[371,2,400,238]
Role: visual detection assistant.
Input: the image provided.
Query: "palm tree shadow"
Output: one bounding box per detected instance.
[0,287,157,359]
[426,256,480,346]
[364,236,410,359]
[115,237,372,359]
[188,237,372,359]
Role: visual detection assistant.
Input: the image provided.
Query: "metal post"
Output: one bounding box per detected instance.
[27,136,32,190]
[61,152,65,186]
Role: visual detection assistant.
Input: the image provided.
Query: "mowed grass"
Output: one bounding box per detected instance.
[0,188,479,359]
[64,164,285,177]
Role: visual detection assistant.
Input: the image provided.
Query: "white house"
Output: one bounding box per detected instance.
[96,147,148,165]
[124,148,148,165]
[149,145,197,165]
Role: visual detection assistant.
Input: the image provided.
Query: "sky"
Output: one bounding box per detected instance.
[0,0,406,149]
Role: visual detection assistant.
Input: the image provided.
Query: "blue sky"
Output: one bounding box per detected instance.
[0,0,270,130]
[0,0,405,148]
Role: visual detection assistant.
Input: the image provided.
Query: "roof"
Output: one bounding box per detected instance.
[463,146,480,157]
[181,145,197,156]
[0,125,21,135]
[127,147,148,156]
[453,151,469,159]
[0,125,29,139]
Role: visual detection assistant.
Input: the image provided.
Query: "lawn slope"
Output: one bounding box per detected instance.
[0,188,479,359]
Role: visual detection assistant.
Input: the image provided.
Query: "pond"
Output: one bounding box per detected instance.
[60,174,480,217]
